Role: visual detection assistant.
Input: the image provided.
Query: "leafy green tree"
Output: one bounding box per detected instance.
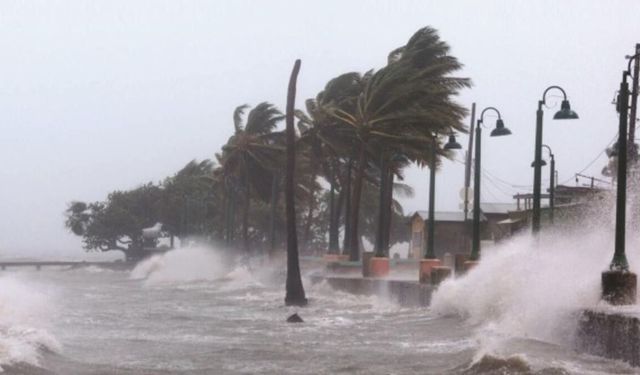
[65,184,163,261]
[160,160,217,244]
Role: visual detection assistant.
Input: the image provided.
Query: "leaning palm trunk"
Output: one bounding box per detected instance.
[374,154,388,257]
[383,169,395,252]
[327,181,341,254]
[228,189,236,245]
[342,158,352,256]
[242,174,250,253]
[301,190,316,253]
[348,143,367,261]
[284,59,307,306]
[302,149,320,253]
[269,173,279,256]
[224,180,234,245]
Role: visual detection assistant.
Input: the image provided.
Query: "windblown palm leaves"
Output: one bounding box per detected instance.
[64,25,473,265]
[217,102,285,252]
[314,26,471,259]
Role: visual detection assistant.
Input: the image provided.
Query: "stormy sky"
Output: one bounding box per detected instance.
[0,1,638,258]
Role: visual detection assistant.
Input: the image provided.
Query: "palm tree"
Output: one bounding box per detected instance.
[296,99,352,254]
[285,59,307,306]
[324,26,471,261]
[217,102,284,253]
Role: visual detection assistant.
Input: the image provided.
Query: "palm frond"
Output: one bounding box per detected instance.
[233,104,250,133]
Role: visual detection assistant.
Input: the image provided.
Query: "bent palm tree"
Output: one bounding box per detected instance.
[325,26,471,261]
[217,102,284,253]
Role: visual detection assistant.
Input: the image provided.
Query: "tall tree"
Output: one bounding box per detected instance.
[326,26,470,260]
[217,103,285,253]
[285,59,308,306]
[65,184,164,261]
[161,160,217,243]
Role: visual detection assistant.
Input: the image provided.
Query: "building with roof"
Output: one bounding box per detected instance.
[407,203,520,259]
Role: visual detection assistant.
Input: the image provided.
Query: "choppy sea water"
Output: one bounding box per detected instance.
[0,239,639,375]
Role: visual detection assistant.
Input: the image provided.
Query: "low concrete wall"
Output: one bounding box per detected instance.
[309,274,433,307]
[576,309,640,366]
[324,259,421,275]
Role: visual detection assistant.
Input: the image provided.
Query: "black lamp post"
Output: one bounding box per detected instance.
[424,134,462,259]
[543,145,556,224]
[470,108,512,262]
[601,53,639,305]
[531,145,556,223]
[532,86,578,234]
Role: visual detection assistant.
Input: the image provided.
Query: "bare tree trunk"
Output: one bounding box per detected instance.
[269,173,279,256]
[328,181,341,254]
[342,158,352,256]
[285,59,307,306]
[383,170,395,252]
[348,143,367,261]
[242,172,250,253]
[374,154,388,257]
[229,188,236,245]
[301,192,316,252]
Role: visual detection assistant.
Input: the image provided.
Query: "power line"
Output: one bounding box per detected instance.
[559,133,618,185]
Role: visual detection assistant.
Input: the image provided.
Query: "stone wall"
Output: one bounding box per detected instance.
[575,309,640,366]
[309,274,433,307]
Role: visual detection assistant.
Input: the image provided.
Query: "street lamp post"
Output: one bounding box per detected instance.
[602,54,639,305]
[468,107,512,266]
[418,134,461,283]
[532,87,578,234]
[544,145,556,224]
[532,145,556,223]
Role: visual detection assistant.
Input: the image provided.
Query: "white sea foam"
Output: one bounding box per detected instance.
[0,275,59,369]
[430,227,634,351]
[218,265,263,291]
[130,246,229,284]
[129,246,269,291]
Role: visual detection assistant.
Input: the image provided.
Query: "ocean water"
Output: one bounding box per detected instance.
[0,240,638,375]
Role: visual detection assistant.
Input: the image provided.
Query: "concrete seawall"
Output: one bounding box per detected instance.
[309,274,434,307]
[576,308,640,366]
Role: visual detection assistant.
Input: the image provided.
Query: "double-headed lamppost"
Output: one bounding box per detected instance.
[531,145,556,223]
[419,134,462,283]
[602,53,639,305]
[467,107,512,269]
[532,87,578,234]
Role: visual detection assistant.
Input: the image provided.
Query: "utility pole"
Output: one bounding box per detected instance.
[464,103,476,221]
[464,103,476,254]
[628,43,640,163]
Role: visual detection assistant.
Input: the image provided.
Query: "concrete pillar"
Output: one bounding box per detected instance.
[431,266,452,286]
[602,271,637,305]
[462,260,480,273]
[323,254,341,263]
[362,252,374,277]
[369,257,390,278]
[442,252,455,269]
[418,258,441,284]
[454,254,468,274]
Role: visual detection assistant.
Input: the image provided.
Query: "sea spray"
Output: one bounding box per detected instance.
[130,246,272,290]
[0,275,59,369]
[430,229,622,348]
[130,246,229,284]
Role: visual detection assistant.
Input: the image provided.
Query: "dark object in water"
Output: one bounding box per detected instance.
[286,313,304,323]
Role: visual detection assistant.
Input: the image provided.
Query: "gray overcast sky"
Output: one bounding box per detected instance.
[0,0,639,258]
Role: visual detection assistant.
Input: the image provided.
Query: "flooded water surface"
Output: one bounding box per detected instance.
[0,244,638,375]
